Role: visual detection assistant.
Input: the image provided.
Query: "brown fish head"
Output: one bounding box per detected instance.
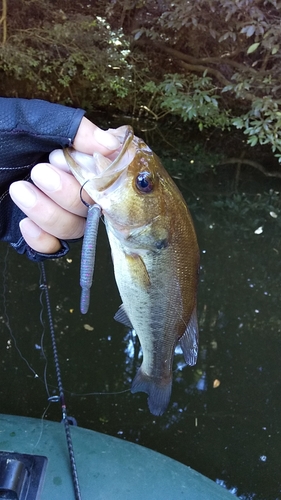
[65,125,183,249]
[66,124,178,200]
[101,132,189,251]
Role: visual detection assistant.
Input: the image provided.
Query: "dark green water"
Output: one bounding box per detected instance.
[1,122,281,499]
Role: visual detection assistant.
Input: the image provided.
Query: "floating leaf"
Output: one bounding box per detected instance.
[247,42,260,54]
[84,323,94,331]
[213,379,221,388]
[211,340,218,350]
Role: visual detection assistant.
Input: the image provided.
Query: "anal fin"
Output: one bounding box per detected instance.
[114,304,133,328]
[179,305,199,366]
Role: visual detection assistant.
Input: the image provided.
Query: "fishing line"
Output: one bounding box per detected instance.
[0,247,63,445]
[38,266,51,398]
[1,246,40,379]
[70,388,131,397]
[79,180,106,227]
[79,179,91,208]
[33,401,52,449]
[39,261,82,500]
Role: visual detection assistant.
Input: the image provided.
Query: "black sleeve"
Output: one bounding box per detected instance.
[0,97,86,261]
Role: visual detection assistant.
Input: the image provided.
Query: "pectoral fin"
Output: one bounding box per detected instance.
[179,305,199,366]
[124,253,151,289]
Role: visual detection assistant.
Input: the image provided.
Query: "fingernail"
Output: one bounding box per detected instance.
[10,182,37,208]
[31,164,61,191]
[94,128,120,151]
[49,150,70,172]
[20,218,42,238]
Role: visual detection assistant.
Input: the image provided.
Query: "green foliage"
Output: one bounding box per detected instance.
[0,6,132,110]
[231,98,281,153]
[107,0,281,164]
[143,73,231,129]
[2,0,281,168]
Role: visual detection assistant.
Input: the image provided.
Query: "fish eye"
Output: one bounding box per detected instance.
[135,171,154,193]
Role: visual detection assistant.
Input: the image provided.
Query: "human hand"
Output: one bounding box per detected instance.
[9,117,120,254]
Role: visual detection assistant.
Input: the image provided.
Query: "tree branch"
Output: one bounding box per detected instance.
[176,60,231,87]
[218,157,281,178]
[0,0,7,44]
[151,41,260,76]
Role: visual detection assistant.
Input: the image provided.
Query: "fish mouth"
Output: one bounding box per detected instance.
[64,125,136,193]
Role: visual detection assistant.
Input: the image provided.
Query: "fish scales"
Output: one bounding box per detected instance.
[64,126,199,416]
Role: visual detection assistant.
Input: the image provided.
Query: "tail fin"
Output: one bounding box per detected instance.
[131,367,172,416]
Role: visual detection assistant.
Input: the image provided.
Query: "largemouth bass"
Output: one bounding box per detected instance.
[63,126,199,416]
